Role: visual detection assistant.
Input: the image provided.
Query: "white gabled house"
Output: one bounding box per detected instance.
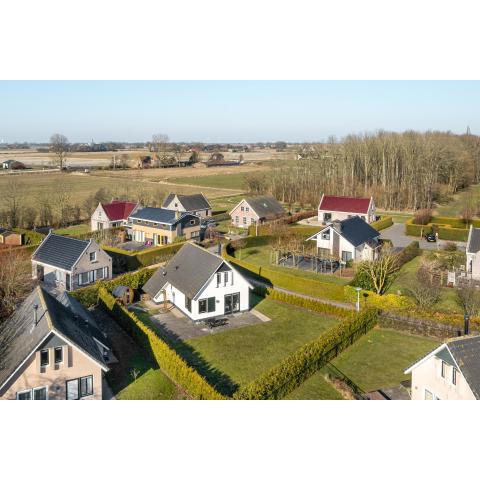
[307,216,381,262]
[404,335,480,400]
[90,200,139,232]
[143,242,253,321]
[466,225,480,279]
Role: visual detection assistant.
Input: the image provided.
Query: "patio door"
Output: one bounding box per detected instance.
[224,293,240,315]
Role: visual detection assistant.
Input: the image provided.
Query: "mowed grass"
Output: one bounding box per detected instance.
[329,328,438,392]
[436,183,480,217]
[239,244,351,286]
[285,372,344,400]
[170,172,248,190]
[185,298,340,387]
[116,367,179,400]
[54,223,91,236]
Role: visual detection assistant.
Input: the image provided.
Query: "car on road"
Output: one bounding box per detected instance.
[425,232,436,242]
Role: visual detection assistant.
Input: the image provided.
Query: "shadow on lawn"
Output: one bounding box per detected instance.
[148,318,239,397]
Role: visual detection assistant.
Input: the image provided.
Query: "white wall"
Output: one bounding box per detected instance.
[91,204,111,231]
[410,354,476,400]
[466,252,480,279]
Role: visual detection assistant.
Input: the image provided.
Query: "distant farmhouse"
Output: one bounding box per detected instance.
[162,193,212,218]
[128,207,201,245]
[307,216,380,262]
[318,194,376,224]
[405,335,480,400]
[229,195,285,228]
[143,242,253,321]
[32,233,112,291]
[91,200,139,232]
[0,286,111,400]
[1,159,26,170]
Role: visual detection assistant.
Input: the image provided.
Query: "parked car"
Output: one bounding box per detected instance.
[425,232,436,242]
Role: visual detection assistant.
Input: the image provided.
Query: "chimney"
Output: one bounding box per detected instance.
[332,219,342,231]
[33,304,39,326]
[464,313,470,336]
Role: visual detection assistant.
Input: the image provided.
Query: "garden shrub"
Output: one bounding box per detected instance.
[344,286,412,310]
[412,209,432,225]
[234,308,379,399]
[396,240,420,268]
[370,216,393,231]
[97,287,225,400]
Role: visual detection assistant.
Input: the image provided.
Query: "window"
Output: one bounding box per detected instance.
[199,297,216,314]
[33,387,47,400]
[54,347,63,364]
[216,272,221,287]
[250,218,256,225]
[235,216,239,224]
[341,251,353,262]
[245,207,249,212]
[96,267,105,280]
[66,376,93,400]
[89,252,97,262]
[243,217,247,224]
[452,367,457,385]
[185,296,192,312]
[190,219,195,225]
[17,390,32,400]
[441,361,446,378]
[224,271,228,285]
[241,206,244,212]
[321,231,330,240]
[323,213,332,222]
[40,349,49,367]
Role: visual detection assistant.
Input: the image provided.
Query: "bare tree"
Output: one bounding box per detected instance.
[456,284,480,317]
[408,263,441,309]
[4,178,24,228]
[355,247,400,294]
[151,133,170,167]
[50,133,70,169]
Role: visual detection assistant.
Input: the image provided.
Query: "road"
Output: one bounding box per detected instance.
[380,223,466,252]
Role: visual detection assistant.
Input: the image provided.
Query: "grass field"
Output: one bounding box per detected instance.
[329,328,438,392]
[435,184,480,217]
[54,223,91,236]
[116,367,179,400]
[285,372,344,400]
[170,172,248,190]
[185,298,340,392]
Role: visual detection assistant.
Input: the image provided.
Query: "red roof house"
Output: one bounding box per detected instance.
[91,200,139,231]
[318,194,376,224]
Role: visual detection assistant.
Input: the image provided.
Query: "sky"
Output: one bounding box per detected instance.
[0,81,479,143]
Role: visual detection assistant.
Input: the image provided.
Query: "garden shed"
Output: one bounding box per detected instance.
[112,285,135,305]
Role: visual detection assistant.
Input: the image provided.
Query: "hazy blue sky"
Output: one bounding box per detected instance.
[0,81,478,143]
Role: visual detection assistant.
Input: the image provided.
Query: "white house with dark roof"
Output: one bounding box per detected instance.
[162,193,212,218]
[32,233,112,291]
[404,335,480,400]
[143,242,253,321]
[466,225,480,279]
[307,216,381,262]
[0,287,110,400]
[318,194,376,224]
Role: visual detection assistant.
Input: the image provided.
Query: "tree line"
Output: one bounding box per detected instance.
[245,130,480,211]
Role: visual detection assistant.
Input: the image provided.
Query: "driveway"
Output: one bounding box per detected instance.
[380,223,466,252]
[132,305,267,341]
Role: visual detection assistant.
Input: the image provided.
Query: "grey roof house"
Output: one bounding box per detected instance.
[143,242,253,321]
[405,335,480,400]
[0,286,110,400]
[162,193,212,218]
[229,195,285,228]
[32,233,112,291]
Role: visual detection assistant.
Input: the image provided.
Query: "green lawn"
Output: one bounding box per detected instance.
[185,298,340,390]
[210,194,245,212]
[436,183,480,217]
[285,372,344,400]
[170,173,247,190]
[329,328,438,392]
[377,210,412,224]
[387,253,462,313]
[239,244,351,286]
[54,223,91,236]
[116,367,179,400]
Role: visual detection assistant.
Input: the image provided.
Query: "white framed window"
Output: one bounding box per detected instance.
[89,252,97,262]
[33,386,48,400]
[452,367,457,385]
[54,346,63,364]
[224,271,228,285]
[235,216,239,224]
[321,231,330,240]
[17,390,32,400]
[66,375,93,400]
[241,206,244,212]
[40,349,49,367]
[245,207,249,212]
[216,272,221,287]
[243,217,247,224]
[441,360,446,378]
[199,297,216,314]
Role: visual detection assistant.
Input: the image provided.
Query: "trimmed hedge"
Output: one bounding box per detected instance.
[254,286,352,318]
[103,242,184,271]
[397,240,420,268]
[12,228,45,245]
[224,249,347,302]
[234,308,379,399]
[370,216,393,231]
[404,216,476,242]
[98,287,225,400]
[70,267,155,307]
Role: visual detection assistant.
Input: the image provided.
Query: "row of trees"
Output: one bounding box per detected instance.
[244,130,480,211]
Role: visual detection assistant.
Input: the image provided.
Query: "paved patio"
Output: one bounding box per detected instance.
[116,241,153,251]
[132,304,267,341]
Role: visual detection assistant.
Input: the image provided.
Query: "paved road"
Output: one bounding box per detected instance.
[380,223,466,252]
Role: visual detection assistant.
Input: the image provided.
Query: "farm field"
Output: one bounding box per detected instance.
[185,297,341,393]
[169,172,249,190]
[329,328,438,392]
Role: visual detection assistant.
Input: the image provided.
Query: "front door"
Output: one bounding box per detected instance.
[66,273,71,291]
[224,293,240,315]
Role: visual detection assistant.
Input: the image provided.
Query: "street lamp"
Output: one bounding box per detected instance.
[355,287,362,312]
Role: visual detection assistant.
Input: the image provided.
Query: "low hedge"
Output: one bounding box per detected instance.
[103,242,184,272]
[234,308,379,399]
[70,267,155,307]
[370,216,393,231]
[397,240,420,268]
[224,250,347,302]
[254,286,352,318]
[405,218,471,241]
[98,287,225,400]
[344,285,412,310]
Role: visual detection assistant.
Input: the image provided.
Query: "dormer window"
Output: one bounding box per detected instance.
[40,349,49,367]
[89,252,97,262]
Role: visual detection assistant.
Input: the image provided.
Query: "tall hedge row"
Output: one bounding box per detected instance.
[405,217,473,241]
[234,308,379,399]
[370,216,393,231]
[98,287,225,400]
